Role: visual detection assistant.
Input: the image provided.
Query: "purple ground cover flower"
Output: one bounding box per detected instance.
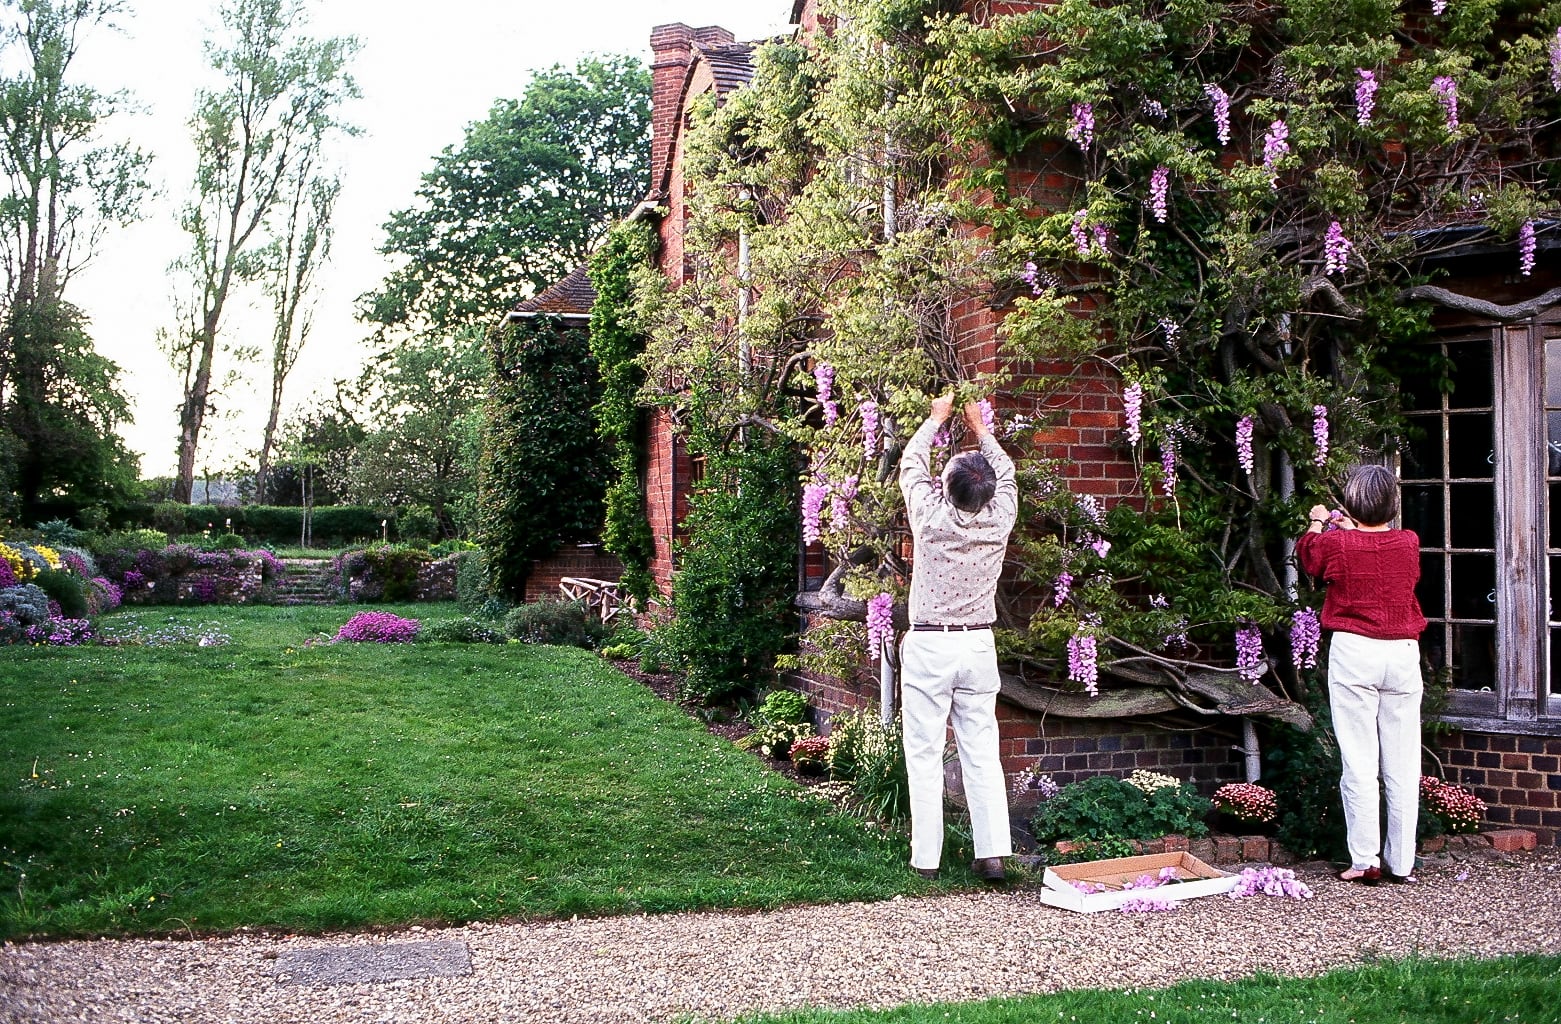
[336,611,421,643]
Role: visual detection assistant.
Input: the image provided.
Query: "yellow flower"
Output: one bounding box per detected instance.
[33,544,62,569]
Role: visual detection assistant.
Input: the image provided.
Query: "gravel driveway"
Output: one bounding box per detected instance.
[4,848,1559,1024]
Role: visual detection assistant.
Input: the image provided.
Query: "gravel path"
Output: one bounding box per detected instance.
[4,848,1559,1024]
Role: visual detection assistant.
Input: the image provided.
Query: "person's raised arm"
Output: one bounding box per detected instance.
[900,394,953,524]
[966,400,1017,520]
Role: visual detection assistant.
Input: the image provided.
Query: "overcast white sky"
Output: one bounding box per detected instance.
[68,1,794,478]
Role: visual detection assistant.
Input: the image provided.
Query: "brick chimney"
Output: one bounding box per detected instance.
[649,23,736,194]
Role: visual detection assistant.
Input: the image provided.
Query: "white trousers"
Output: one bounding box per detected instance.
[900,629,1013,870]
[1327,631,1423,876]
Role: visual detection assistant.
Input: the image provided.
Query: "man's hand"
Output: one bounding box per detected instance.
[929,394,954,423]
[963,400,989,437]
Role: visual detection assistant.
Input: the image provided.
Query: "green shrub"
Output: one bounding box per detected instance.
[34,519,86,548]
[353,545,429,602]
[741,720,815,759]
[825,706,909,823]
[755,689,810,726]
[151,502,186,540]
[503,598,608,649]
[454,549,492,611]
[31,569,88,619]
[418,617,507,644]
[214,533,245,550]
[87,529,167,557]
[396,504,438,542]
[430,539,480,559]
[1029,774,1212,846]
[1266,706,1349,861]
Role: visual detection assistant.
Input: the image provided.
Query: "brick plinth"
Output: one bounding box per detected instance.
[1438,731,1560,846]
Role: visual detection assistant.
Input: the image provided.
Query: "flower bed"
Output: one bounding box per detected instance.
[94,544,283,606]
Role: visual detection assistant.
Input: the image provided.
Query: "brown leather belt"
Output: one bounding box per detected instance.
[911,623,993,631]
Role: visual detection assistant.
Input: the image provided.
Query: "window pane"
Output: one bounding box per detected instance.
[1402,485,1443,544]
[1446,341,1493,409]
[1447,413,1493,479]
[1448,483,1494,549]
[1551,483,1561,550]
[1548,413,1561,477]
[1548,337,1561,408]
[1551,629,1561,697]
[1400,415,1442,481]
[1449,623,1498,691]
[1449,553,1495,620]
[1417,552,1446,619]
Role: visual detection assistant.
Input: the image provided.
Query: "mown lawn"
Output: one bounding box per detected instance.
[730,953,1561,1024]
[0,604,913,939]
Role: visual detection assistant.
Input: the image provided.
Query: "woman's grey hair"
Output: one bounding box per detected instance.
[1342,464,1399,526]
[945,452,997,512]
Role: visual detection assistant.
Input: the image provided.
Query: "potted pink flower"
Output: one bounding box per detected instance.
[1212,782,1278,833]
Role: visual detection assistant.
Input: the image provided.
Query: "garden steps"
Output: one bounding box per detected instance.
[272,559,340,606]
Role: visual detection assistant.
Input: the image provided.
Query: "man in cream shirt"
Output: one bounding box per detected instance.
[898,393,1018,882]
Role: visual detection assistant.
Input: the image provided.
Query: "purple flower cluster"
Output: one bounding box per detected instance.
[815,363,838,426]
[1323,220,1353,276]
[1148,165,1170,223]
[1290,607,1321,669]
[1204,83,1232,146]
[1229,866,1313,900]
[22,617,95,646]
[1262,120,1290,178]
[1020,258,1041,294]
[1355,69,1378,126]
[1432,76,1459,134]
[1067,102,1094,149]
[1235,624,1265,682]
[1067,629,1099,696]
[802,481,829,545]
[1551,27,1561,91]
[860,400,879,458]
[1432,0,1448,14]
[336,611,421,643]
[831,474,858,525]
[979,399,996,433]
[1160,435,1178,497]
[1312,404,1330,467]
[1159,317,1181,349]
[1119,895,1180,913]
[1053,570,1073,607]
[1070,209,1092,256]
[1122,382,1143,444]
[1076,493,1106,528]
[1519,219,1537,277]
[1236,415,1254,475]
[0,558,17,589]
[866,592,895,657]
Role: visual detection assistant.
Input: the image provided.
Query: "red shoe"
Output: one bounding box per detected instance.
[1338,866,1381,885]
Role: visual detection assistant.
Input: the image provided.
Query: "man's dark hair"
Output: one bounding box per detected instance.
[1342,463,1399,526]
[945,452,997,512]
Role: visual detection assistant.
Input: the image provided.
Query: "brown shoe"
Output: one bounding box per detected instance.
[971,857,1006,883]
[913,866,939,880]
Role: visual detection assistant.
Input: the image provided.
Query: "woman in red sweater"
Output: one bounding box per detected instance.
[1297,464,1427,885]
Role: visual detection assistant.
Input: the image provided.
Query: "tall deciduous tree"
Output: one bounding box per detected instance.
[0,0,147,519]
[164,0,356,504]
[359,55,650,348]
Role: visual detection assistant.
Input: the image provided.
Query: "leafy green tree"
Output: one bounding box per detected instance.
[359,55,651,348]
[344,330,488,537]
[164,0,357,504]
[478,317,608,597]
[0,0,148,519]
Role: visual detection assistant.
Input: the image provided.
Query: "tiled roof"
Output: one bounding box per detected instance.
[512,264,594,317]
[699,43,756,99]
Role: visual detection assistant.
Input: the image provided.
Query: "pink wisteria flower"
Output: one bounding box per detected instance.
[1148,165,1170,223]
[831,474,859,525]
[1160,434,1178,497]
[1324,220,1353,276]
[1312,404,1330,467]
[1355,69,1378,126]
[1067,101,1095,149]
[801,481,829,544]
[979,399,996,432]
[866,592,895,657]
[1229,866,1313,900]
[1053,570,1073,608]
[1123,381,1143,444]
[1159,317,1181,349]
[1432,76,1459,135]
[1519,219,1537,277]
[1431,0,1448,14]
[1262,120,1290,178]
[1290,607,1320,669]
[1235,624,1265,682]
[1020,259,1041,294]
[1070,209,1092,256]
[1550,27,1561,92]
[1067,629,1099,696]
[1236,415,1254,475]
[815,363,838,426]
[1204,83,1231,146]
[859,400,879,458]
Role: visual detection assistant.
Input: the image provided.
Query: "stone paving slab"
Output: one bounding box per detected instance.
[271,939,471,985]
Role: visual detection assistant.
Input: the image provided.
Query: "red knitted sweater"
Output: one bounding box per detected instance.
[1296,528,1427,641]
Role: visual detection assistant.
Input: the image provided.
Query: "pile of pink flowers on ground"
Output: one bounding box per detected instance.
[1421,775,1487,833]
[1212,781,1278,824]
[1229,866,1313,900]
[336,611,421,643]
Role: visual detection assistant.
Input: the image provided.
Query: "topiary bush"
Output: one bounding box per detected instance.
[30,569,88,619]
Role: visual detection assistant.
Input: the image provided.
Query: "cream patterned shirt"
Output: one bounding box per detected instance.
[899,416,1018,626]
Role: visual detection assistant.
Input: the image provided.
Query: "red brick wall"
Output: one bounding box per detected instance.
[524,545,625,604]
[1440,731,1561,846]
